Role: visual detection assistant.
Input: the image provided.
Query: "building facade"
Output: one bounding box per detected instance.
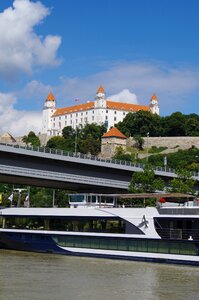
[41,86,159,136]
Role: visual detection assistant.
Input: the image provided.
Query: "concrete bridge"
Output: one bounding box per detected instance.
[0,143,198,193]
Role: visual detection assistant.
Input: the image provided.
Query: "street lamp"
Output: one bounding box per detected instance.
[75,127,78,155]
[146,132,149,163]
[164,155,167,172]
[73,122,78,155]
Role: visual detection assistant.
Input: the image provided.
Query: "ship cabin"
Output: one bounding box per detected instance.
[68,193,116,208]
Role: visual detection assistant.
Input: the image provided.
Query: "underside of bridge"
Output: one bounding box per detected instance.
[0,173,128,194]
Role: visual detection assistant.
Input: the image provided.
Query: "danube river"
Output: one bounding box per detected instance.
[0,250,199,300]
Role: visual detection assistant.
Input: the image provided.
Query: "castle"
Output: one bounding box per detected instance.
[41,86,159,136]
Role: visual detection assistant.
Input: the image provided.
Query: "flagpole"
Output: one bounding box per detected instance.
[28,186,30,208]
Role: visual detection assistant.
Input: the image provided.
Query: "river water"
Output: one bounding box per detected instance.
[0,250,199,300]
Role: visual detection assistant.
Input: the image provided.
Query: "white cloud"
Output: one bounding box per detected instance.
[55,62,199,113]
[0,0,61,80]
[109,89,138,104]
[0,92,41,136]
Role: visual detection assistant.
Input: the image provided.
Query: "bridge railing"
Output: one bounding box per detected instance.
[0,142,199,178]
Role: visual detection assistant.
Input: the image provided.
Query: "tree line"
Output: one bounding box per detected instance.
[116,111,199,137]
[22,111,199,156]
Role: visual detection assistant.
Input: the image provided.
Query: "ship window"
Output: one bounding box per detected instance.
[51,235,197,256]
[69,194,85,203]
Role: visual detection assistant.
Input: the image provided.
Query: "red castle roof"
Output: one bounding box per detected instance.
[102,127,127,139]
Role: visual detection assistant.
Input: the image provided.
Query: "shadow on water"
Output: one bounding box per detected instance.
[0,250,199,300]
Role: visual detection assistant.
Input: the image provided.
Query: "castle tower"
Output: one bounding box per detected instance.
[94,85,106,108]
[101,127,127,158]
[41,92,56,135]
[149,94,159,115]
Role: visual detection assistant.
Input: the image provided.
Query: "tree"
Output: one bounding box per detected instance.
[185,114,199,136]
[167,168,196,194]
[113,146,133,161]
[23,131,40,146]
[128,164,165,193]
[78,123,106,155]
[116,110,162,137]
[161,112,186,136]
[46,136,67,150]
[133,135,144,150]
[62,126,76,140]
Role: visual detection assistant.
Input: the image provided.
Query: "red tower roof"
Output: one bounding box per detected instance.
[102,127,127,139]
[46,92,55,101]
[151,93,158,101]
[97,85,105,94]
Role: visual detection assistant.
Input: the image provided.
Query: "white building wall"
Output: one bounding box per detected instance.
[50,108,130,135]
[42,107,56,135]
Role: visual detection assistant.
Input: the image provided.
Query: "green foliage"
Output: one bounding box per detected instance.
[116,111,162,137]
[23,131,40,146]
[0,183,70,208]
[62,126,76,139]
[147,148,199,171]
[113,146,133,161]
[78,123,106,155]
[46,124,106,155]
[128,164,165,193]
[148,146,167,154]
[46,136,67,150]
[133,135,144,150]
[167,168,196,194]
[116,111,199,138]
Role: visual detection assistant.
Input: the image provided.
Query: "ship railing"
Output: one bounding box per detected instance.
[156,228,199,240]
[0,142,199,178]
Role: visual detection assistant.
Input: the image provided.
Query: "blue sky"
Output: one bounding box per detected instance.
[0,0,199,135]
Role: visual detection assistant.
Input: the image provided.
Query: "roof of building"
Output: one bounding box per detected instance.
[46,92,55,102]
[151,94,158,101]
[97,85,105,94]
[106,100,149,112]
[0,132,16,143]
[102,127,127,139]
[52,100,149,117]
[53,101,95,116]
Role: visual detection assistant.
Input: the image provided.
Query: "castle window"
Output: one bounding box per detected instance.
[76,113,78,117]
[106,110,108,113]
[59,122,61,128]
[65,116,67,119]
[81,112,83,116]
[53,123,55,127]
[70,120,72,125]
[85,117,87,122]
[70,114,72,118]
[114,111,117,114]
[92,110,94,114]
[59,117,61,120]
[123,112,125,115]
[65,121,67,125]
[114,117,117,121]
[86,112,88,115]
[53,118,55,121]
[106,116,108,120]
[92,116,94,121]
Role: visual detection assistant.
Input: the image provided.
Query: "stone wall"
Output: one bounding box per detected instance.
[127,136,199,150]
[101,137,127,158]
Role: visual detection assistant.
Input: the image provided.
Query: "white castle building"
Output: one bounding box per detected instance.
[41,86,159,136]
